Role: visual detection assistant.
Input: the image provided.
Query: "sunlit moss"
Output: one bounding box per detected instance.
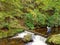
[46,34,60,45]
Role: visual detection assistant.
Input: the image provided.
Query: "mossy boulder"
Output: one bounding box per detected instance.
[46,34,60,45]
[23,34,32,42]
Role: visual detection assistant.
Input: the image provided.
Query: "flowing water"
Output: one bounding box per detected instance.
[12,31,47,45]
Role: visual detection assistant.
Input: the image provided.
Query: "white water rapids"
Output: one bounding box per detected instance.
[12,31,47,45]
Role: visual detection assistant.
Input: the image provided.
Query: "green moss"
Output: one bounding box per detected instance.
[23,34,32,42]
[46,34,60,45]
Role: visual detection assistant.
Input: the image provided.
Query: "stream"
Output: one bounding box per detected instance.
[12,31,47,45]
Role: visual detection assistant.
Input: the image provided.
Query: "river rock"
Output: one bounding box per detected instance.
[46,34,60,45]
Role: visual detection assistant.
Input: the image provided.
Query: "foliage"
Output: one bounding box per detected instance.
[25,13,34,30]
[0,28,24,38]
[0,0,60,37]
[34,9,47,26]
[47,13,60,27]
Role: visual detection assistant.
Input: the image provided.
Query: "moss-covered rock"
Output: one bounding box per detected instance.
[46,34,60,45]
[23,34,32,42]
